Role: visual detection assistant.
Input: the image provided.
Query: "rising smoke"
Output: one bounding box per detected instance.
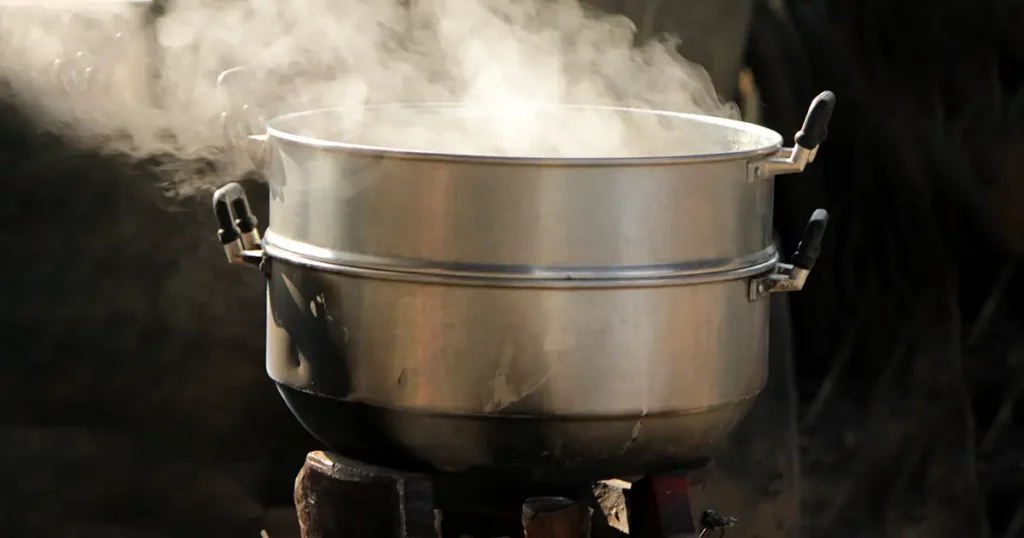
[0,0,739,193]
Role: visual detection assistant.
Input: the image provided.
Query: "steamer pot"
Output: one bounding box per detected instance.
[212,90,836,482]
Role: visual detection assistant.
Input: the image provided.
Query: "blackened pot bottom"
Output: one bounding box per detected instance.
[276,383,755,483]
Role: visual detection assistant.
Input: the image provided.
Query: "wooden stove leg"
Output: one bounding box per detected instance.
[294,451,438,538]
[522,497,593,538]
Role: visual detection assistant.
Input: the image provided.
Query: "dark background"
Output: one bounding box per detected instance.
[1,0,1021,537]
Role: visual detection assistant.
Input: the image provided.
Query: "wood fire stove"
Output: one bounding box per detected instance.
[291,451,737,538]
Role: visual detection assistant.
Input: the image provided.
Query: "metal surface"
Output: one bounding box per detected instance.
[214,95,835,479]
[258,104,784,270]
[274,380,754,481]
[266,260,770,417]
[262,240,778,287]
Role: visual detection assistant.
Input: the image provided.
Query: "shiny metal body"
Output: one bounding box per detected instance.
[261,105,786,419]
[214,99,833,480]
[262,105,784,271]
[266,249,774,417]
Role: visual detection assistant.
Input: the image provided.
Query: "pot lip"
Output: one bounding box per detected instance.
[264,103,784,166]
[262,231,780,289]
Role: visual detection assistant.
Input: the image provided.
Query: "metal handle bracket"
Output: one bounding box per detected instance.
[212,181,264,269]
[750,209,829,300]
[750,91,836,179]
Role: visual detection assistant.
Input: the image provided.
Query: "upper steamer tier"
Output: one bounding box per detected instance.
[259,103,784,277]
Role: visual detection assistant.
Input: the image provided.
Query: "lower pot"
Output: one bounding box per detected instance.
[261,251,776,481]
[276,382,754,482]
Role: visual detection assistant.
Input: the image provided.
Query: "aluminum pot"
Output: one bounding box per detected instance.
[212,92,835,482]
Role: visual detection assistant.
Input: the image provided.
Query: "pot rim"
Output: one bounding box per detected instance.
[262,233,780,289]
[263,102,784,166]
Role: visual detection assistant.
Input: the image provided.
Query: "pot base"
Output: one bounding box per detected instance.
[276,383,755,483]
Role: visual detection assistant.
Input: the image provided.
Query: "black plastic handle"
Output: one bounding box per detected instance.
[212,182,257,245]
[231,196,258,235]
[794,91,837,150]
[213,197,239,245]
[791,209,830,271]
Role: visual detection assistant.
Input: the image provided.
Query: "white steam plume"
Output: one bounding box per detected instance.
[0,0,740,194]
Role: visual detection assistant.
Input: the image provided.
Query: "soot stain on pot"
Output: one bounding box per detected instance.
[268,268,356,398]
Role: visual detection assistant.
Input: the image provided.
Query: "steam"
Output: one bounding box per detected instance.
[0,0,739,194]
